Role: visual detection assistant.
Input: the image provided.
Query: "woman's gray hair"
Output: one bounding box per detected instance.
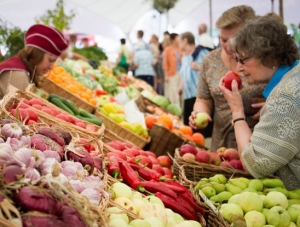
[230,16,298,67]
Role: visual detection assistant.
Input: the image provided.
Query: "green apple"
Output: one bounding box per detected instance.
[165,208,175,219]
[174,220,194,227]
[111,182,132,199]
[228,194,240,204]
[219,203,244,223]
[129,219,151,227]
[108,218,128,227]
[201,186,216,198]
[194,112,209,129]
[189,220,202,227]
[260,195,266,204]
[139,203,167,226]
[166,217,177,227]
[132,191,144,200]
[262,208,269,219]
[174,213,185,224]
[132,198,145,215]
[265,191,288,209]
[144,217,165,227]
[143,196,164,208]
[237,192,263,213]
[106,207,129,224]
[288,222,297,227]
[244,210,266,227]
[248,179,264,192]
[266,206,291,227]
[114,197,136,213]
[288,204,300,222]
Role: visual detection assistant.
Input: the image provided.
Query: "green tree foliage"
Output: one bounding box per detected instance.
[35,0,75,31]
[0,19,25,61]
[152,0,178,14]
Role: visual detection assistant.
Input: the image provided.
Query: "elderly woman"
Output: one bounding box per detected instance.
[219,16,300,190]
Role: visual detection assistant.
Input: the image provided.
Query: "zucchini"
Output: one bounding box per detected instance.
[48,93,61,102]
[78,108,98,120]
[51,98,74,115]
[60,98,79,115]
[75,115,102,126]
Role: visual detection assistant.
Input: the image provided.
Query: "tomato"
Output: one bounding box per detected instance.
[223,71,242,91]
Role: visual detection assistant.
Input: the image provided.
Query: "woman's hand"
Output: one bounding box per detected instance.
[191,62,200,71]
[189,111,212,129]
[251,102,265,120]
[218,77,245,118]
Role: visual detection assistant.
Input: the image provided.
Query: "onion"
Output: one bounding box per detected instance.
[0,119,17,125]
[31,134,64,158]
[22,215,67,227]
[69,180,85,193]
[38,127,65,147]
[14,186,63,215]
[61,205,86,227]
[4,165,24,183]
[66,145,94,174]
[1,123,23,140]
[80,188,101,205]
[25,168,41,181]
[43,150,61,162]
[51,127,72,145]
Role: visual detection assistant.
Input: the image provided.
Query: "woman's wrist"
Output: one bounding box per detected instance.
[232,111,245,120]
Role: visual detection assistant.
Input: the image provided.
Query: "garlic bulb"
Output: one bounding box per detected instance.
[39,158,62,177]
[43,150,61,162]
[82,175,103,189]
[31,149,45,167]
[25,168,41,181]
[46,173,68,185]
[61,165,77,180]
[0,137,5,143]
[69,179,85,193]
[9,136,30,151]
[0,143,24,167]
[61,161,87,179]
[14,148,33,167]
[1,123,23,140]
[80,188,101,205]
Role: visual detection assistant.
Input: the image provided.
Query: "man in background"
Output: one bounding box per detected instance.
[198,23,214,50]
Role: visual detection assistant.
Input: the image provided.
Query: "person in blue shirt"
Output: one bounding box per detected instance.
[219,16,300,190]
[178,32,210,125]
[133,42,155,86]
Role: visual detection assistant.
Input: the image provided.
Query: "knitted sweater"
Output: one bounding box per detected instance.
[242,63,300,190]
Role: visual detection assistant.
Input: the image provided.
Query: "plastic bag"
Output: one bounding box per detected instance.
[124,100,146,129]
[114,90,130,105]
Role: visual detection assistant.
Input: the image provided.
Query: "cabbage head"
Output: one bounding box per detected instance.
[152,95,170,109]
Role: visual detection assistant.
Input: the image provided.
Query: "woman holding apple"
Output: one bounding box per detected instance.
[189,5,266,152]
[219,15,300,190]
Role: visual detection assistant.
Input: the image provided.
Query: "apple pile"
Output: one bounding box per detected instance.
[8,98,98,132]
[179,144,244,171]
[195,174,300,226]
[107,182,204,227]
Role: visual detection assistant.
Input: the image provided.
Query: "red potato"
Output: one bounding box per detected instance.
[10,108,30,124]
[21,98,30,105]
[48,107,60,116]
[25,108,38,122]
[16,103,30,109]
[27,120,37,125]
[41,107,54,116]
[75,121,86,129]
[86,124,96,132]
[55,113,69,122]
[29,98,44,106]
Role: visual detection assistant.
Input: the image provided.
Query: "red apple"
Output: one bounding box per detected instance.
[220,161,231,168]
[157,155,172,168]
[152,164,164,175]
[144,151,157,158]
[196,150,211,164]
[182,153,196,162]
[223,148,240,161]
[209,152,221,166]
[179,144,197,156]
[162,167,173,179]
[134,155,152,168]
[229,159,244,171]
[216,147,227,159]
[223,71,242,91]
[148,156,159,165]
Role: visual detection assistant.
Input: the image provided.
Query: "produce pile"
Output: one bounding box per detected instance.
[195,173,300,226]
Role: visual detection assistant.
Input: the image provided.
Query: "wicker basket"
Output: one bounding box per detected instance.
[106,176,207,227]
[2,90,105,138]
[146,124,185,157]
[36,75,96,113]
[189,185,230,227]
[173,149,253,184]
[135,95,174,116]
[95,111,150,148]
[102,128,135,146]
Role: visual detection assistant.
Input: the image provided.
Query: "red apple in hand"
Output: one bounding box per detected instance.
[157,155,172,168]
[223,71,242,91]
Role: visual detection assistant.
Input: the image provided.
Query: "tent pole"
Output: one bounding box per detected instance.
[279,0,284,21]
[209,0,212,36]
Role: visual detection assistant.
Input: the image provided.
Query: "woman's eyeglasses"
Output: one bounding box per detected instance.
[235,56,251,64]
